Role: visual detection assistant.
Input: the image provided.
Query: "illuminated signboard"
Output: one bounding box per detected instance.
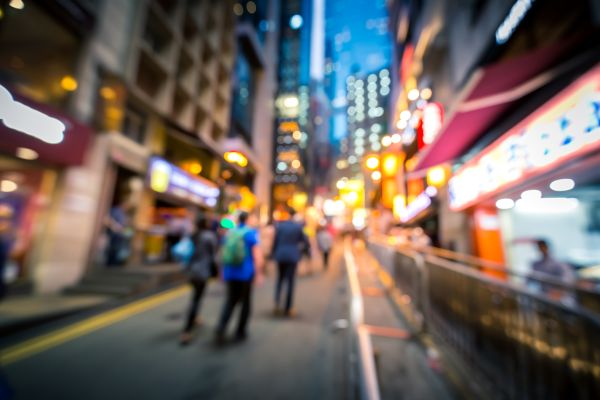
[0,84,65,144]
[420,102,444,147]
[147,157,220,208]
[449,64,600,210]
[399,190,434,223]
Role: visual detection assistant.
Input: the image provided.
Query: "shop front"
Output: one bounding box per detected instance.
[0,84,93,292]
[448,62,600,279]
[144,157,220,262]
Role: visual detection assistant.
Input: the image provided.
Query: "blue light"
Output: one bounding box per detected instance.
[290,14,303,29]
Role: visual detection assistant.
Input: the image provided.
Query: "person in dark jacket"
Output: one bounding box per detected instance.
[180,215,218,345]
[271,208,310,316]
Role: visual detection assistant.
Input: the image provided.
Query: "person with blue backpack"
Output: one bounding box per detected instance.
[215,211,264,344]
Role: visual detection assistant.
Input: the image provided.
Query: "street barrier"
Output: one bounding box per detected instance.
[368,239,600,400]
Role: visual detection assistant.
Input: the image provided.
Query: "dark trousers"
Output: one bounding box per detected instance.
[322,251,330,269]
[275,262,298,312]
[216,280,252,336]
[183,278,207,333]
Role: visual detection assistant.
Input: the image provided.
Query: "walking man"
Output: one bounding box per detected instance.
[215,211,263,343]
[271,208,310,316]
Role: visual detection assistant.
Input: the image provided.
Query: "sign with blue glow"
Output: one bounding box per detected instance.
[147,157,219,208]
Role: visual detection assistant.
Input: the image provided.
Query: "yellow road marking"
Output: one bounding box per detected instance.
[1,285,189,366]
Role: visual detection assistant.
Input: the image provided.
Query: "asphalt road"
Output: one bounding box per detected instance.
[0,243,459,400]
[1,248,350,400]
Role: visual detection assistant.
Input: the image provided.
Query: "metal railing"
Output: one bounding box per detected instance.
[368,239,600,400]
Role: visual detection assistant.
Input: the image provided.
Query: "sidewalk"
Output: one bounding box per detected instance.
[0,263,185,336]
[350,241,459,399]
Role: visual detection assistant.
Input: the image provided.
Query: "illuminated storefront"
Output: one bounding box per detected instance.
[448,63,600,274]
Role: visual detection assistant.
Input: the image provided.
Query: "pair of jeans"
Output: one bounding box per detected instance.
[322,251,330,269]
[216,280,252,337]
[275,262,297,312]
[183,278,207,333]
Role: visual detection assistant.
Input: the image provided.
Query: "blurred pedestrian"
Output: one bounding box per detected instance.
[316,225,333,270]
[180,215,219,345]
[271,208,310,316]
[215,211,264,344]
[105,198,132,267]
[529,240,576,299]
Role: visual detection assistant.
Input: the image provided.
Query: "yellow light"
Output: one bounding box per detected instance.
[426,166,447,187]
[189,162,202,175]
[0,180,17,193]
[16,147,38,160]
[365,155,379,170]
[371,171,381,181]
[291,159,301,169]
[100,86,117,100]
[393,194,406,219]
[381,135,392,147]
[60,75,78,92]
[382,154,399,177]
[9,0,24,10]
[336,179,347,190]
[224,151,248,168]
[421,88,432,100]
[246,1,256,14]
[292,130,302,141]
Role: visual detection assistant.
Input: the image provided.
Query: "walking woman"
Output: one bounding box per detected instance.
[180,215,218,345]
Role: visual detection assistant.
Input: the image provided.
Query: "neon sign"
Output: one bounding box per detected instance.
[399,191,432,223]
[148,157,220,207]
[449,65,600,210]
[0,84,66,144]
[496,0,534,45]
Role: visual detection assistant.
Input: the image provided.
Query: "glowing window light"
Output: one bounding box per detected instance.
[496,198,515,210]
[0,180,17,193]
[496,0,534,44]
[515,198,578,213]
[0,84,65,144]
[550,178,575,192]
[520,189,542,200]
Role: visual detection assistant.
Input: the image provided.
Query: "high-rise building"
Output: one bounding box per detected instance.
[271,0,312,214]
[341,67,391,175]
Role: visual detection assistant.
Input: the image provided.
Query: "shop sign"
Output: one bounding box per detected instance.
[147,157,219,208]
[399,191,432,223]
[449,71,600,210]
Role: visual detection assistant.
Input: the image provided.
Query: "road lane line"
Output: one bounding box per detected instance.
[1,285,189,366]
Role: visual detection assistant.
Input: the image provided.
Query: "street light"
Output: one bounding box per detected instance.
[365,155,379,170]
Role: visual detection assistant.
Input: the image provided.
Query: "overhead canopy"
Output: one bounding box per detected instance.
[415,40,577,171]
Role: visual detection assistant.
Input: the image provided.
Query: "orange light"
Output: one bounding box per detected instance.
[382,154,399,177]
[365,155,380,170]
[60,75,78,92]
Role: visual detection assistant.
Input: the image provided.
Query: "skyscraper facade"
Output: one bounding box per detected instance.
[272,0,313,214]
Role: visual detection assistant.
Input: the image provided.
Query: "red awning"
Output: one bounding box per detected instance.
[0,90,93,166]
[414,40,577,171]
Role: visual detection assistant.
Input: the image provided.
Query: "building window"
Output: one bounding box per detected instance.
[122,104,147,144]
